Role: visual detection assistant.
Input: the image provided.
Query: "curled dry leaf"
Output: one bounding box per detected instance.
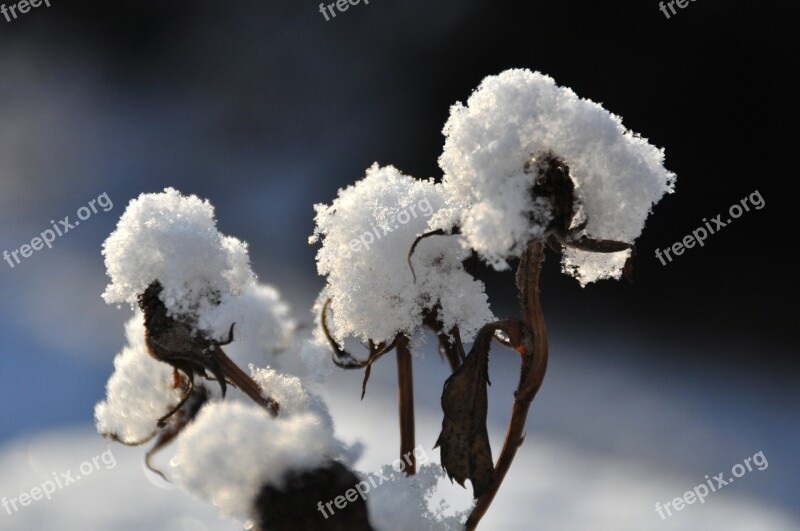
[436,320,523,498]
[435,327,494,497]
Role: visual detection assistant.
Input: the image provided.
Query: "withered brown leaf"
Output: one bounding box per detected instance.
[435,327,496,498]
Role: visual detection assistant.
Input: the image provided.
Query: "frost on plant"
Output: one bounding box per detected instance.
[433,69,675,282]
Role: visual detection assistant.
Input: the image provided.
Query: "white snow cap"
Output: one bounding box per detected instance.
[101,187,255,318]
[94,313,185,443]
[310,164,494,345]
[171,401,337,521]
[435,69,675,282]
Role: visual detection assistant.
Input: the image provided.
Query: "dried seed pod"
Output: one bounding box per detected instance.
[138,280,279,424]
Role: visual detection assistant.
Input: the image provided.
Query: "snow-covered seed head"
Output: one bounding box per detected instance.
[526,152,580,237]
[433,69,676,283]
[310,164,493,345]
[102,187,255,320]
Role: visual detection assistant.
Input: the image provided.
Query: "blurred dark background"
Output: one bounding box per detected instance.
[0,0,796,528]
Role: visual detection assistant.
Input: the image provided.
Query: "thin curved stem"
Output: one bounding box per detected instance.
[321,298,369,369]
[423,306,466,373]
[466,240,549,529]
[361,335,400,399]
[408,228,447,283]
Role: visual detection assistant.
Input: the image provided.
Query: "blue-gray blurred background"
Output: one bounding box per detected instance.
[0,1,797,530]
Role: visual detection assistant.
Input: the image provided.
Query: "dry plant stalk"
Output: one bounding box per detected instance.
[466,240,548,529]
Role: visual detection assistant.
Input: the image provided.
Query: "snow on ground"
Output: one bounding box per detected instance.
[2,329,798,531]
[1,419,797,531]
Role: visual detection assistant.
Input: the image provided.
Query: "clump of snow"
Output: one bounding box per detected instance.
[367,464,467,531]
[434,69,675,280]
[250,367,313,417]
[562,247,631,286]
[101,187,255,320]
[310,164,494,345]
[94,313,186,443]
[171,401,338,521]
[198,282,294,361]
[250,366,363,464]
[250,367,332,428]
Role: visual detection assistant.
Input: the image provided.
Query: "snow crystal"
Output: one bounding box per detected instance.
[101,187,255,320]
[171,401,337,521]
[310,164,494,345]
[435,69,675,280]
[94,313,186,443]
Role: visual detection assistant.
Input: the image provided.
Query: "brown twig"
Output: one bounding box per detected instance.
[395,335,416,475]
[466,240,549,529]
[408,228,447,283]
[423,306,466,373]
[321,298,369,369]
[361,336,400,399]
[213,347,280,417]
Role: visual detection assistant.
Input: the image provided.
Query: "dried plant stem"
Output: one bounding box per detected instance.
[423,307,466,373]
[466,240,549,529]
[396,335,416,474]
[213,348,280,417]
